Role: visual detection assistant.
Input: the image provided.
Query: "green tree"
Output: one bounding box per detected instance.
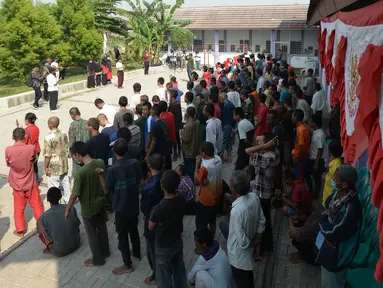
[0,0,68,81]
[54,0,103,66]
[91,0,129,36]
[169,27,195,49]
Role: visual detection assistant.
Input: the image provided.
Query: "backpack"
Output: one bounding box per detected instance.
[26,73,33,87]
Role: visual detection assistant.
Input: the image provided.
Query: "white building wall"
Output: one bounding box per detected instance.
[226,30,250,44]
[252,30,271,52]
[289,30,302,41]
[304,30,319,50]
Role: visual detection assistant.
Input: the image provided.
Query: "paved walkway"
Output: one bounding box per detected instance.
[0,67,320,287]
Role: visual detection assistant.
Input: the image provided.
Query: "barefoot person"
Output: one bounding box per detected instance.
[105,139,144,275]
[37,187,81,256]
[5,128,44,237]
[65,141,110,267]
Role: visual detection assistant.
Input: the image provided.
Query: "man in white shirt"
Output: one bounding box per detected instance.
[311,83,329,120]
[188,227,232,288]
[291,85,312,123]
[307,113,326,197]
[155,77,167,101]
[183,92,196,124]
[131,82,143,109]
[94,98,116,123]
[227,170,265,288]
[303,68,316,106]
[116,59,124,89]
[47,67,59,112]
[256,69,265,93]
[234,107,255,170]
[227,81,241,108]
[194,51,201,70]
[203,103,222,155]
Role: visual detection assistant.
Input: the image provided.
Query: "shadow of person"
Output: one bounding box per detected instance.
[0,216,10,253]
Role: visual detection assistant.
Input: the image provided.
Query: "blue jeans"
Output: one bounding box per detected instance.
[184,157,196,182]
[222,125,233,153]
[156,239,187,288]
[321,267,346,288]
[219,217,229,240]
[187,67,193,81]
[196,61,201,70]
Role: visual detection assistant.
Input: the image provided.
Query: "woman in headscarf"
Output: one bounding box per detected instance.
[94,59,102,87]
[87,60,96,88]
[316,165,362,288]
[101,58,109,86]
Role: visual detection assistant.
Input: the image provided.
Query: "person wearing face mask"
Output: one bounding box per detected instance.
[315,165,362,288]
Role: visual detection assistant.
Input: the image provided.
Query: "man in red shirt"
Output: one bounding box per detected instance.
[158,100,176,146]
[22,112,41,180]
[5,128,44,237]
[255,93,270,137]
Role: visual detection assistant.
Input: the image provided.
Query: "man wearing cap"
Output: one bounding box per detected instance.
[37,187,81,256]
[315,165,362,288]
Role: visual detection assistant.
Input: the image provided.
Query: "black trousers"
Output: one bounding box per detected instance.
[292,239,317,265]
[102,74,108,85]
[115,213,141,266]
[260,198,273,252]
[83,209,110,265]
[235,141,250,170]
[146,237,156,276]
[87,75,95,88]
[163,155,172,171]
[43,83,49,101]
[144,61,150,74]
[33,87,42,106]
[231,265,254,288]
[172,130,182,155]
[34,152,40,180]
[49,91,58,111]
[96,74,101,86]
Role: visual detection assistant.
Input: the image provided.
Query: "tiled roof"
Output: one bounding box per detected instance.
[173,4,310,30]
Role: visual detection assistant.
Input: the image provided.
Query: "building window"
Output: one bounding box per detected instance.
[219,40,225,52]
[265,41,271,53]
[230,45,236,52]
[240,40,249,52]
[193,39,203,52]
[290,41,302,54]
[254,45,260,52]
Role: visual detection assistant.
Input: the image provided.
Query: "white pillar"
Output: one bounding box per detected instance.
[214,30,219,65]
[271,30,276,57]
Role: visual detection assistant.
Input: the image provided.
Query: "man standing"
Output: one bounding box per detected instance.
[68,107,90,176]
[227,170,265,288]
[47,67,59,112]
[114,96,134,129]
[183,92,196,124]
[220,92,235,163]
[291,85,312,123]
[234,107,255,170]
[44,117,71,203]
[181,107,200,181]
[227,81,241,108]
[292,109,310,181]
[146,105,173,170]
[66,141,109,266]
[98,114,118,142]
[87,118,111,167]
[246,133,279,254]
[116,59,124,89]
[195,94,207,143]
[303,68,316,106]
[94,98,116,124]
[123,113,141,147]
[37,187,81,256]
[141,154,164,285]
[6,128,44,237]
[168,91,183,160]
[203,104,223,156]
[186,53,195,81]
[144,50,150,75]
[31,64,46,109]
[42,59,51,102]
[131,83,143,109]
[105,139,144,274]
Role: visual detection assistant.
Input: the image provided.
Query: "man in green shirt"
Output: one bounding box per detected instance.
[65,141,109,267]
[186,53,195,82]
[68,107,90,176]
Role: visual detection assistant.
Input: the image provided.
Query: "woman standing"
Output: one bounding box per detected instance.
[87,60,96,88]
[106,56,113,84]
[101,58,109,86]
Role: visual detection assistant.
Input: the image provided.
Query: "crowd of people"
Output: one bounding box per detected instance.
[9,51,363,288]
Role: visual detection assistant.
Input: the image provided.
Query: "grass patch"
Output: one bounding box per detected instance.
[0,64,143,98]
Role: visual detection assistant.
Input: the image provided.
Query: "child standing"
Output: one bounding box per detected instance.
[149,170,187,288]
[105,139,144,274]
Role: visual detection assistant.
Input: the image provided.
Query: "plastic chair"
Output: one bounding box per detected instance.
[352,226,379,267]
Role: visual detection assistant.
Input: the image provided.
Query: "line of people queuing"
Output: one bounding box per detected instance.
[10,53,362,288]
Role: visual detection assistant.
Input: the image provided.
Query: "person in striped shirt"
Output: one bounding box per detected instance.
[123,113,141,148]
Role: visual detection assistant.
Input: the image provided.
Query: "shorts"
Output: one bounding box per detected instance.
[195,202,217,228]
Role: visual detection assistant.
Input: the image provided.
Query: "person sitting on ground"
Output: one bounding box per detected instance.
[275,169,311,217]
[37,187,81,256]
[176,164,196,215]
[287,203,319,265]
[188,227,232,288]
[317,165,362,288]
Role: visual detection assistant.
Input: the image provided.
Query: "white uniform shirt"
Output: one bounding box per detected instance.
[205,118,223,155]
[47,74,59,92]
[227,193,266,271]
[309,128,326,160]
[228,91,241,108]
[100,104,116,123]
